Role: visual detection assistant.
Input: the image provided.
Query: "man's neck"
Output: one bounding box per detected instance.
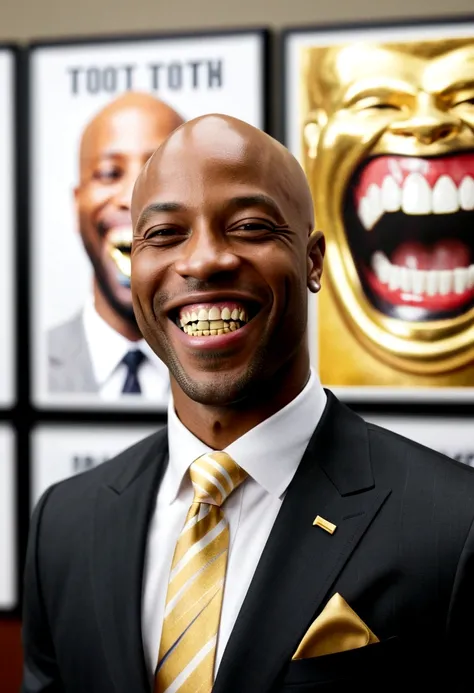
[93,283,142,342]
[171,356,311,449]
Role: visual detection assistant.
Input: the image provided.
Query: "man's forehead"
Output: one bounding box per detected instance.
[135,129,271,202]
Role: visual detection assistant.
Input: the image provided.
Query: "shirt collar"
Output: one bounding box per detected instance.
[82,297,165,385]
[167,369,327,503]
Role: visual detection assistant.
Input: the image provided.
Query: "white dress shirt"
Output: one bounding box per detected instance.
[82,298,170,404]
[142,369,327,683]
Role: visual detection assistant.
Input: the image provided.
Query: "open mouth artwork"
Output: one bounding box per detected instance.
[175,302,251,337]
[107,228,132,286]
[345,153,474,322]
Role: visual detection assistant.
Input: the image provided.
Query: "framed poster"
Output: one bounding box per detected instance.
[0,426,16,611]
[0,47,15,407]
[31,423,161,508]
[284,18,474,402]
[362,414,474,467]
[29,29,268,411]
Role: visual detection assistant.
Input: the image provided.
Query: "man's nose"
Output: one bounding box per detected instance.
[174,227,241,281]
[389,93,462,145]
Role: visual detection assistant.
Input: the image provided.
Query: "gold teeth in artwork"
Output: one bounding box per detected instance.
[180,306,248,326]
[109,246,131,278]
[183,319,245,336]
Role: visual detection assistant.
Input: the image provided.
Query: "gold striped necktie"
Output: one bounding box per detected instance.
[155,452,247,693]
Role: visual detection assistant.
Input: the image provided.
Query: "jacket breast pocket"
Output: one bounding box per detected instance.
[281,637,401,691]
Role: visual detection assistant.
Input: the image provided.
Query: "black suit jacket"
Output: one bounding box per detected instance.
[21,392,474,692]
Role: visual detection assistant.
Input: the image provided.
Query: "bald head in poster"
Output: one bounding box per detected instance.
[47,91,184,400]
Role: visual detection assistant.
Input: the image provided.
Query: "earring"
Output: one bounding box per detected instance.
[308,279,320,293]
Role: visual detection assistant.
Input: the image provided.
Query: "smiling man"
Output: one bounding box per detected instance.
[47,91,184,400]
[23,115,474,692]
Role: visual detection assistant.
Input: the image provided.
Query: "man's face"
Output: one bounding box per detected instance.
[131,122,316,406]
[304,40,474,373]
[75,101,179,322]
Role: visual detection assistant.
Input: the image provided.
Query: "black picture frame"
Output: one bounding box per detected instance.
[26,27,270,416]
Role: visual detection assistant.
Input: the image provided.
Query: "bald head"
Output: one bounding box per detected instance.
[132,113,314,233]
[74,92,184,333]
[129,112,324,409]
[79,91,184,177]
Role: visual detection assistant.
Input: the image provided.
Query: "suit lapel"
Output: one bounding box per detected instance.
[213,393,391,693]
[92,429,169,693]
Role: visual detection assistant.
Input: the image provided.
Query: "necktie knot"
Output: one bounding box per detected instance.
[123,349,145,373]
[122,349,145,394]
[189,452,247,507]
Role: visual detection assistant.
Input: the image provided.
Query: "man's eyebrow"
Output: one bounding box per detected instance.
[135,202,185,235]
[228,194,285,222]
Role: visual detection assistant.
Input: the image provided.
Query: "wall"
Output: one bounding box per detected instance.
[1,0,473,691]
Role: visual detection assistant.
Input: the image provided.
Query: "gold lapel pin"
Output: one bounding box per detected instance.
[313,515,337,534]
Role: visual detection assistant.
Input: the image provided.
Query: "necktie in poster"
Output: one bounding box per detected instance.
[284,19,474,402]
[29,30,268,411]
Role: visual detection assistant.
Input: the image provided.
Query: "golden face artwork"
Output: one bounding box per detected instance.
[302,37,474,385]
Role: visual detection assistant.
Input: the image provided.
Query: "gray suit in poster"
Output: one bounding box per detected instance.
[48,313,96,393]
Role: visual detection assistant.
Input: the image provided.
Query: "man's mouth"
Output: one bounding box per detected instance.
[175,302,251,337]
[345,153,474,321]
[107,228,132,283]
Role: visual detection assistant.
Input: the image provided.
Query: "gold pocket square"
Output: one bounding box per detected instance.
[292,593,379,660]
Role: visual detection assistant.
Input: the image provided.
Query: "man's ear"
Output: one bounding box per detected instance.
[307,230,325,293]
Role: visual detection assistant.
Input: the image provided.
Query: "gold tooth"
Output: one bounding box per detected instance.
[197,320,209,330]
[217,329,224,335]
[203,330,210,336]
[209,306,221,320]
[231,308,240,320]
[221,307,231,320]
[210,319,225,329]
[210,329,217,336]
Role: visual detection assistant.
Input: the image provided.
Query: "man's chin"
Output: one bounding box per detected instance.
[171,369,255,407]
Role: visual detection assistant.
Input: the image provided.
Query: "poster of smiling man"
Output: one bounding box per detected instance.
[0,48,15,407]
[29,30,268,409]
[284,19,474,401]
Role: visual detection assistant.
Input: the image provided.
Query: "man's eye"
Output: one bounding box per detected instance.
[350,98,401,113]
[234,222,274,232]
[453,97,474,107]
[146,227,185,242]
[93,167,122,183]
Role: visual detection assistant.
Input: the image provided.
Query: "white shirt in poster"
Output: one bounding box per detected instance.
[83,298,170,404]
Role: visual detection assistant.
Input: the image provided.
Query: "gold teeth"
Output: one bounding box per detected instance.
[109,247,131,277]
[183,319,244,337]
[180,306,248,326]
